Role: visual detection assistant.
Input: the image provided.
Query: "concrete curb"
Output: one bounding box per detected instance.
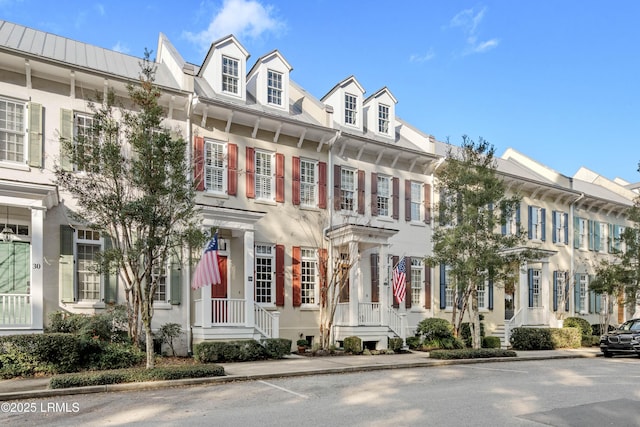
[0,351,600,401]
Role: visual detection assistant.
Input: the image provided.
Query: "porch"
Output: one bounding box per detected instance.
[332,302,407,349]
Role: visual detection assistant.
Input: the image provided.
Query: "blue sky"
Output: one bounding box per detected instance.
[4,0,639,183]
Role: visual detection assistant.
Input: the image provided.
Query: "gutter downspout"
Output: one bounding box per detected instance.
[186,93,195,355]
[430,157,446,311]
[570,189,585,317]
[323,130,340,346]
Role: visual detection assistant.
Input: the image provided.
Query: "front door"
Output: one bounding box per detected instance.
[211,256,228,323]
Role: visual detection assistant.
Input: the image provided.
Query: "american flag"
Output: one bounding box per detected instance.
[393,257,407,304]
[191,232,222,289]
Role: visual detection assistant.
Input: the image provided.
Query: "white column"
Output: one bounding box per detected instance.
[244,230,255,327]
[519,261,528,325]
[541,259,550,325]
[30,207,45,330]
[379,244,388,327]
[348,240,358,326]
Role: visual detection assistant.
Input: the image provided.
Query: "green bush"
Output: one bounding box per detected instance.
[344,336,363,354]
[423,337,464,350]
[563,317,591,336]
[194,340,267,363]
[46,306,130,344]
[91,342,145,370]
[551,328,581,349]
[388,337,403,352]
[460,321,485,348]
[406,336,422,350]
[591,324,616,335]
[482,336,501,349]
[0,334,82,377]
[430,348,517,359]
[510,328,554,350]
[49,364,225,389]
[157,323,182,356]
[262,338,292,359]
[582,335,600,347]
[416,318,454,341]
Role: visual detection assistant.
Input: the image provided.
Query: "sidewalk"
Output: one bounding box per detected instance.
[0,348,601,401]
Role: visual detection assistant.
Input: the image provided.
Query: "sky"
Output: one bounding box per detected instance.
[3,0,639,184]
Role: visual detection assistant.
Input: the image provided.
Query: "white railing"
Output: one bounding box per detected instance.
[526,306,548,325]
[358,303,381,325]
[0,294,31,326]
[212,298,245,325]
[334,303,349,326]
[505,307,523,346]
[254,304,279,338]
[388,307,403,337]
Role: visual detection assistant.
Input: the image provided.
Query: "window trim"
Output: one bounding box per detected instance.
[300,248,319,306]
[340,167,356,212]
[204,139,228,194]
[255,243,275,305]
[255,150,275,201]
[75,228,104,305]
[299,158,318,207]
[222,55,240,95]
[378,103,390,135]
[376,174,392,218]
[344,93,358,126]
[267,69,283,106]
[410,181,423,222]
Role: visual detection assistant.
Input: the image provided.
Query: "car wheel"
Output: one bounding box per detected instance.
[603,350,613,358]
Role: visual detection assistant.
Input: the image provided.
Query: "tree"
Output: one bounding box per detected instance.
[55,51,202,368]
[427,136,533,349]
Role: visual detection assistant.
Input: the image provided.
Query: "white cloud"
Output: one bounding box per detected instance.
[183,0,285,52]
[95,3,105,16]
[112,41,130,54]
[448,7,499,55]
[410,48,435,63]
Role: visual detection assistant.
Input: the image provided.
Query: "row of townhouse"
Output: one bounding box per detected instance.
[0,19,637,353]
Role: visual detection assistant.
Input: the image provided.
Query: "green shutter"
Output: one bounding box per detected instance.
[28,102,43,168]
[574,274,581,312]
[594,221,601,252]
[170,261,182,305]
[59,225,75,302]
[59,109,73,171]
[102,235,117,304]
[573,217,580,248]
[587,220,594,251]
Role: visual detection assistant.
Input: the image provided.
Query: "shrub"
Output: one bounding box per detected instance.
[423,337,464,350]
[46,306,130,344]
[193,340,267,363]
[510,328,554,350]
[406,336,422,350]
[592,324,616,335]
[49,364,225,389]
[157,323,182,356]
[388,337,403,352]
[430,348,516,359]
[582,335,600,347]
[92,342,145,370]
[416,318,454,341]
[482,336,501,349]
[0,334,82,377]
[551,328,581,349]
[460,322,485,348]
[563,317,591,336]
[262,338,292,359]
[343,336,362,354]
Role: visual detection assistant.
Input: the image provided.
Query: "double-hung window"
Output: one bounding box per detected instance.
[553,211,568,244]
[444,265,454,309]
[301,248,317,305]
[222,56,239,94]
[255,244,274,304]
[576,273,588,313]
[152,264,168,303]
[578,218,588,250]
[377,175,391,217]
[477,282,486,310]
[76,229,102,301]
[598,222,608,253]
[528,206,545,241]
[410,258,423,306]
[300,159,317,207]
[74,113,100,172]
[255,150,274,200]
[530,268,541,307]
[410,181,422,221]
[267,70,282,106]
[0,97,26,163]
[340,168,355,211]
[378,104,390,134]
[205,140,227,193]
[344,93,357,126]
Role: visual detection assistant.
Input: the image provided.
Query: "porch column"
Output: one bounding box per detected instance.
[379,244,389,327]
[348,240,359,326]
[244,229,255,328]
[541,259,550,325]
[519,261,528,325]
[30,207,45,330]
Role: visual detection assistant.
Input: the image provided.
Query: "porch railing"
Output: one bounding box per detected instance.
[358,303,381,325]
[254,304,278,338]
[388,307,403,337]
[505,307,523,346]
[335,303,349,326]
[212,298,245,325]
[0,294,31,326]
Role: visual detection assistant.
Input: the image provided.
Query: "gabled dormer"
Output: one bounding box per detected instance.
[364,87,397,140]
[198,35,249,102]
[247,50,292,111]
[321,76,365,132]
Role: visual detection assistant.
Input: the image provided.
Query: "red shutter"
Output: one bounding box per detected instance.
[194,136,205,191]
[292,156,300,205]
[405,256,412,309]
[424,183,431,224]
[319,248,328,306]
[357,170,365,215]
[228,143,237,195]
[424,265,431,309]
[371,172,378,217]
[246,147,255,198]
[405,179,412,221]
[318,162,327,209]
[392,255,399,309]
[292,246,301,307]
[392,177,399,220]
[333,165,341,211]
[370,253,379,303]
[276,153,285,203]
[275,244,285,306]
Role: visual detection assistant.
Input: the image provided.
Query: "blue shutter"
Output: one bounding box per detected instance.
[439,264,446,309]
[589,289,595,314]
[527,206,533,240]
[574,274,581,312]
[553,271,558,311]
[528,268,534,307]
[564,272,569,311]
[564,213,569,244]
[608,223,614,253]
[170,261,182,305]
[594,221,601,252]
[588,220,594,251]
[574,217,580,248]
[552,211,557,243]
[488,276,494,310]
[501,205,507,235]
[540,208,546,241]
[516,205,521,228]
[595,293,602,313]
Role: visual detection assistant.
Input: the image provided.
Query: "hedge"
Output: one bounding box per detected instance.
[430,348,517,359]
[510,327,580,350]
[194,340,268,363]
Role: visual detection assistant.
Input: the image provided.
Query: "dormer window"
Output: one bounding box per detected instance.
[378,104,390,134]
[222,56,239,94]
[345,93,357,125]
[267,70,283,106]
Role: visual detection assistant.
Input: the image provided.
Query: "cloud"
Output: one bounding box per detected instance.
[95,3,105,16]
[112,42,130,54]
[409,48,435,63]
[448,7,499,55]
[183,0,285,53]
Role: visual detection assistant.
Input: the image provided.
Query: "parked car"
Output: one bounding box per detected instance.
[600,318,640,358]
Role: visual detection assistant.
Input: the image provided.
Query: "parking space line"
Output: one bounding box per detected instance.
[258,380,309,399]
[460,366,528,373]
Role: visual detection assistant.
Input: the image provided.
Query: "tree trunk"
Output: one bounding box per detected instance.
[471,286,481,349]
[145,327,155,369]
